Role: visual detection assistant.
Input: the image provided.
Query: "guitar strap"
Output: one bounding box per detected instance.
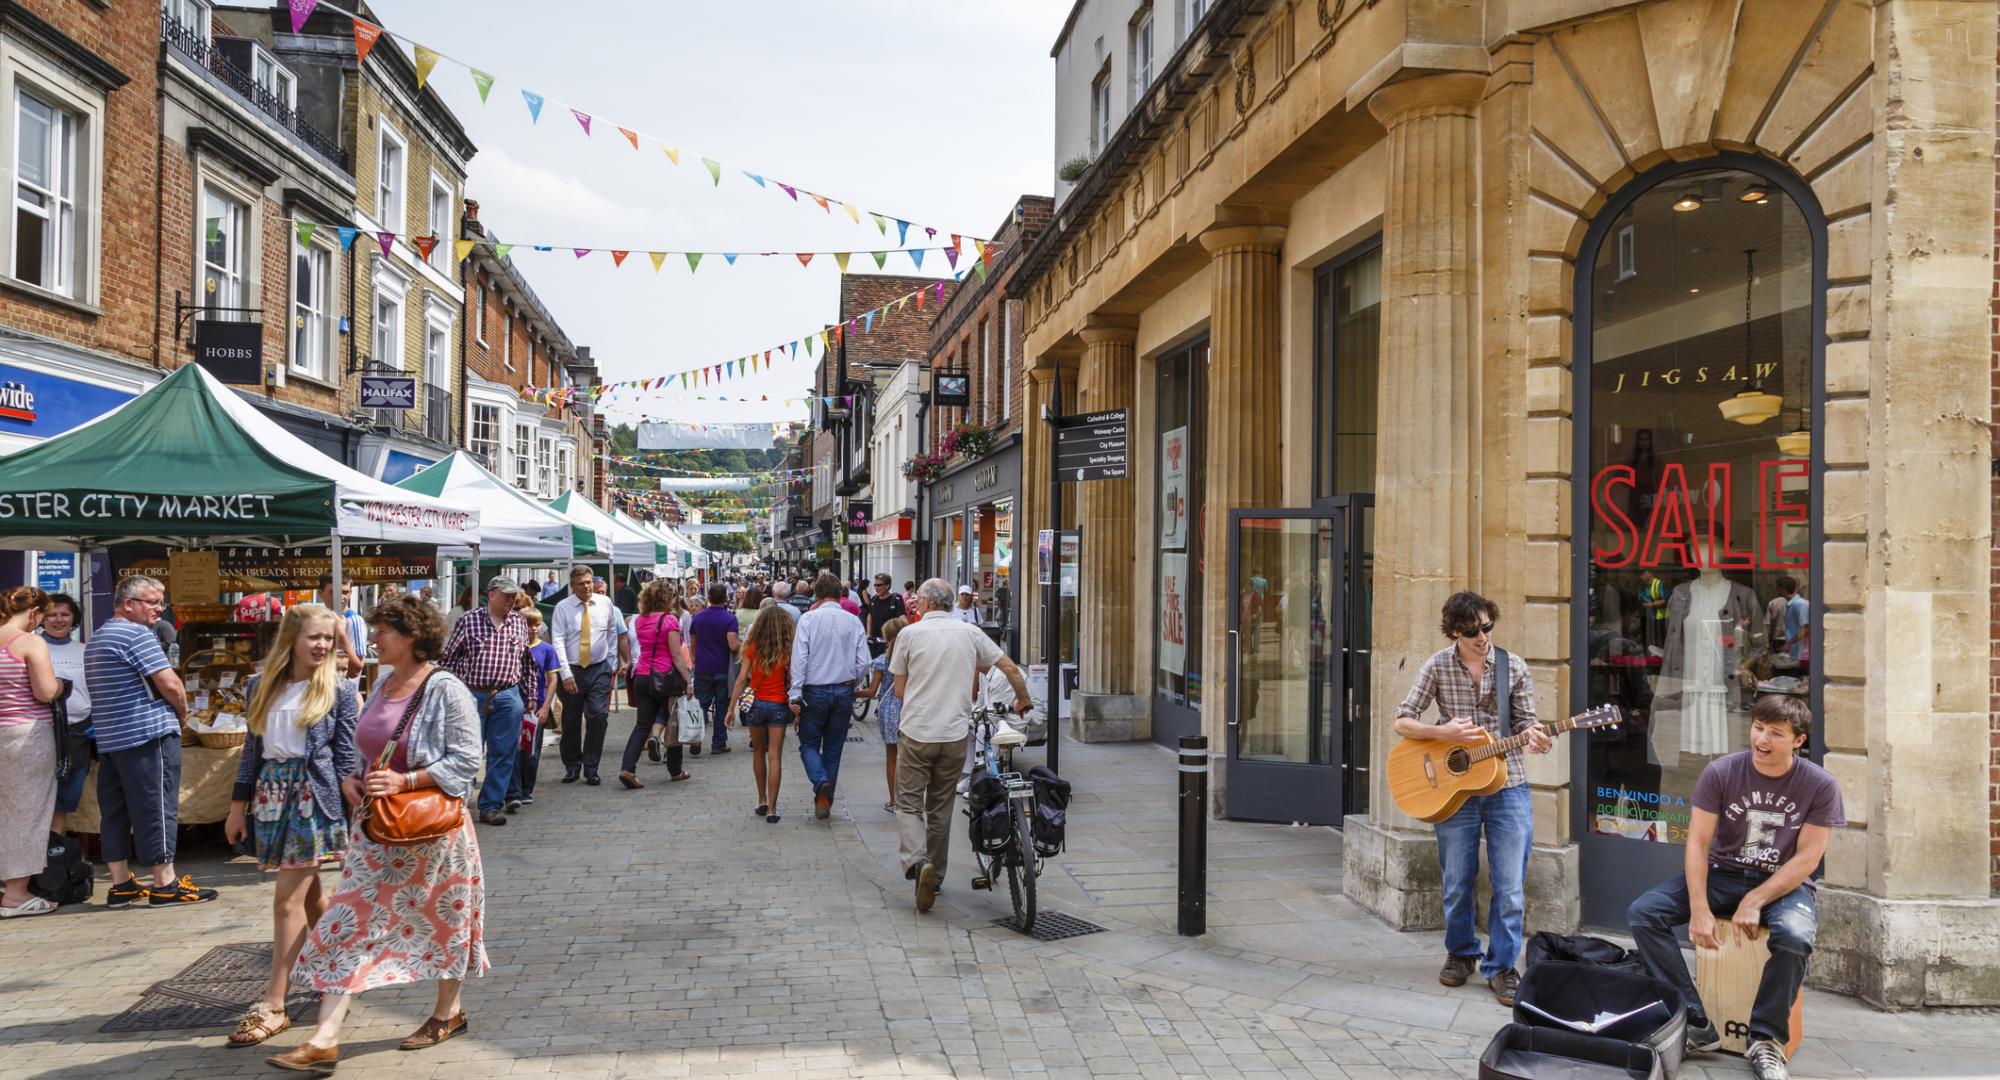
[1493,647,1512,735]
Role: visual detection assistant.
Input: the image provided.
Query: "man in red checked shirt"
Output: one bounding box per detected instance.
[437,577,535,827]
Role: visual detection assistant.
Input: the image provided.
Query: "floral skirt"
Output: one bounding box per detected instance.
[292,820,490,994]
[251,758,348,872]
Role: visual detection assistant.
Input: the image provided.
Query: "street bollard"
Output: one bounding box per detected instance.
[1177,734,1208,936]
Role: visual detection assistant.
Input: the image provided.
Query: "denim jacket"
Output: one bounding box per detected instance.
[232,678,360,822]
[361,669,483,801]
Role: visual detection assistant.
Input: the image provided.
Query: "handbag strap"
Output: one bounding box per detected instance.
[371,669,437,772]
[644,613,667,672]
[1493,647,1512,735]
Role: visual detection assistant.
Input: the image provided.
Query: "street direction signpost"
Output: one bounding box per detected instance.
[1054,409,1128,482]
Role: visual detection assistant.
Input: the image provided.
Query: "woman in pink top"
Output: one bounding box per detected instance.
[0,587,62,918]
[621,579,692,788]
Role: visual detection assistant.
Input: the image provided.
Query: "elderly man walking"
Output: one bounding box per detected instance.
[788,572,871,819]
[438,576,537,825]
[891,578,1032,912]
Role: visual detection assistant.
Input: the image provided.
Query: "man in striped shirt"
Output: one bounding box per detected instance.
[83,574,216,908]
[438,577,535,826]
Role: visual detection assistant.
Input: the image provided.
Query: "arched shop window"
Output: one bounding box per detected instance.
[1572,156,1825,858]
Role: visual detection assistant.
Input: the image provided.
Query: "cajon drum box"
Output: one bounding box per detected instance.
[1694,921,1804,1058]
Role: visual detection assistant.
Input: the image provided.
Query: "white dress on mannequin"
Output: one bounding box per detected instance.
[1679,571,1731,756]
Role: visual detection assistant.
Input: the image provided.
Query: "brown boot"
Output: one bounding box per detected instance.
[1438,954,1476,987]
[1488,969,1520,1007]
[266,1042,338,1072]
[398,1012,467,1050]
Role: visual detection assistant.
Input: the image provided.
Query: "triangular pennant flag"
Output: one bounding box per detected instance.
[727,361,735,378]
[777,183,797,200]
[743,172,765,188]
[413,235,437,262]
[871,251,887,269]
[796,253,813,268]
[648,251,666,271]
[470,69,494,103]
[702,159,721,185]
[532,245,551,251]
[842,202,861,224]
[685,252,702,272]
[804,335,815,357]
[977,240,991,269]
[661,143,680,165]
[834,252,850,273]
[895,219,910,246]
[944,246,959,270]
[871,213,888,235]
[909,248,925,270]
[452,239,475,263]
[610,250,629,267]
[810,194,830,212]
[572,248,592,259]
[916,288,925,311]
[570,109,592,136]
[413,46,439,90]
[618,127,638,149]
[864,311,875,333]
[935,281,947,301]
[288,0,318,35]
[376,231,395,256]
[926,227,938,240]
[951,234,962,253]
[337,226,358,251]
[972,258,988,281]
[295,222,316,247]
[723,253,739,265]
[521,90,544,123]
[789,342,797,358]
[351,18,382,65]
[494,243,513,258]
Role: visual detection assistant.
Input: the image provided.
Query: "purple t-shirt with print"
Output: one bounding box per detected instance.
[1692,751,1845,880]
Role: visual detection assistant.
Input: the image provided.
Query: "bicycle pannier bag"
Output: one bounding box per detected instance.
[1026,765,1070,856]
[966,774,1012,855]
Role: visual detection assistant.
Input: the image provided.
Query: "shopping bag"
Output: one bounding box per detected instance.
[676,694,705,744]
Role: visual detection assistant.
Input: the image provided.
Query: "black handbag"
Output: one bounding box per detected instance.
[49,678,78,779]
[642,614,684,697]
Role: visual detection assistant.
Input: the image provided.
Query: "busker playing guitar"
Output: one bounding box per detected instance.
[1393,591,1551,1007]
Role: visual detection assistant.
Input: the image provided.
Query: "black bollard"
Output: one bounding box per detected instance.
[1177,734,1208,936]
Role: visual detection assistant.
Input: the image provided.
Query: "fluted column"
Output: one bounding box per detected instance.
[1197,218,1287,781]
[1076,321,1137,694]
[1021,359,1077,664]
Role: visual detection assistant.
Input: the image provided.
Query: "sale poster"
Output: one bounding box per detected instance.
[1159,552,1188,675]
[1161,425,1189,549]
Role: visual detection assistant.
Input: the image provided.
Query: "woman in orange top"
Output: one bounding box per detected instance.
[729,603,794,823]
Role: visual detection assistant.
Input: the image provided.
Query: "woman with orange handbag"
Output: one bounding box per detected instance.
[269,594,488,1073]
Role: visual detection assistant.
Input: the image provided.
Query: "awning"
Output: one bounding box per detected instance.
[550,491,666,566]
[397,451,598,562]
[0,364,479,546]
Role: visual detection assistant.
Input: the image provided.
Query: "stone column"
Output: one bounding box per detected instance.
[1076,320,1138,696]
[1197,216,1287,802]
[1020,359,1076,669]
[1340,71,1486,929]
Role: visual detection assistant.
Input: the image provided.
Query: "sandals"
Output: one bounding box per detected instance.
[670,772,690,782]
[0,896,56,918]
[754,804,770,816]
[227,1004,290,1047]
[398,1011,467,1050]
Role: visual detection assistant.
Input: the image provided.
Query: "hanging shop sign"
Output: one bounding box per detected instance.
[933,370,970,408]
[359,375,418,409]
[191,320,264,384]
[116,543,437,590]
[1589,460,1808,571]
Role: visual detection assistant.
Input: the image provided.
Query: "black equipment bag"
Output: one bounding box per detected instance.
[1026,765,1070,857]
[28,831,93,905]
[1514,961,1687,1080]
[1478,1024,1664,1080]
[1525,932,1644,974]
[965,774,1012,855]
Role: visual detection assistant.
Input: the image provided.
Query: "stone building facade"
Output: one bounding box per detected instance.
[1016,0,1998,1006]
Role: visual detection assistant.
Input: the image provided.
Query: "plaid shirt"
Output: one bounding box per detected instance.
[439,607,534,703]
[1395,644,1539,788]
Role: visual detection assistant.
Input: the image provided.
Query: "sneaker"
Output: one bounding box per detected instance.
[478,812,507,826]
[106,879,147,908]
[148,875,218,907]
[645,735,661,763]
[915,860,939,913]
[519,795,535,806]
[1685,1020,1723,1054]
[1438,954,1476,987]
[505,799,523,813]
[1487,969,1520,1007]
[814,780,833,820]
[1747,1040,1789,1080]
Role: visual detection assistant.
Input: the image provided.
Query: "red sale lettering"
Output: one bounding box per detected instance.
[1592,459,1810,570]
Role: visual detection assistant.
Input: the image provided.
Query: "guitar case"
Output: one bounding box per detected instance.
[1513,961,1687,1079]
[1478,1024,1664,1080]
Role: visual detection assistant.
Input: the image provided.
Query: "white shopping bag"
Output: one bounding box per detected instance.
[676,695,705,745]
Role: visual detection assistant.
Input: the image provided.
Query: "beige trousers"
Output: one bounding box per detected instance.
[895,734,967,879]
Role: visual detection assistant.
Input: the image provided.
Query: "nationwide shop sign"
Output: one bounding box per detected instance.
[116,542,437,590]
[1055,410,1128,482]
[1160,425,1189,548]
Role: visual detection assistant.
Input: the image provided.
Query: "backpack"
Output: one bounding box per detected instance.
[1524,931,1644,974]
[1027,765,1071,857]
[965,774,1013,855]
[28,831,92,905]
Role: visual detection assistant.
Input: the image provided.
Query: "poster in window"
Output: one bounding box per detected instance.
[1160,425,1189,549]
[1159,552,1188,676]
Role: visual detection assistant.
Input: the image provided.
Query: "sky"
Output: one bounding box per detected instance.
[366,0,1071,428]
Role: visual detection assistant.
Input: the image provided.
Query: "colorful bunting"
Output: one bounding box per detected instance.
[724,253,739,265]
[618,127,639,150]
[834,252,850,273]
[871,251,887,269]
[662,143,681,165]
[895,220,910,245]
[743,172,765,188]
[648,251,667,272]
[872,213,888,234]
[570,109,592,136]
[521,90,545,123]
[610,250,629,267]
[944,246,959,270]
[452,239,475,262]
[494,243,513,259]
[573,248,591,259]
[702,159,721,185]
[376,231,395,256]
[413,45,439,89]
[413,235,437,262]
[778,183,797,200]
[289,0,318,35]
[351,18,382,65]
[685,252,702,272]
[470,69,494,102]
[337,226,358,251]
[796,253,813,268]
[909,248,924,270]
[295,222,316,247]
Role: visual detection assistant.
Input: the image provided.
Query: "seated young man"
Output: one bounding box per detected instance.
[1626,695,1843,1080]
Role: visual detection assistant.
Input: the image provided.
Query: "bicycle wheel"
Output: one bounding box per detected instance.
[852,694,872,724]
[1006,800,1037,933]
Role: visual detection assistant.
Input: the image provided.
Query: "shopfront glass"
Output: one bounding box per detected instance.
[1577,162,1821,924]
[1153,339,1208,746]
[983,499,1015,649]
[934,512,965,586]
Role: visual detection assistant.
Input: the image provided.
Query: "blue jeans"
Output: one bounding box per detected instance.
[472,687,523,815]
[692,671,732,750]
[1435,783,1532,979]
[1628,868,1816,1046]
[796,684,854,792]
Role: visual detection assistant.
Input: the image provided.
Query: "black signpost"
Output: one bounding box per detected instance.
[1040,391,1130,775]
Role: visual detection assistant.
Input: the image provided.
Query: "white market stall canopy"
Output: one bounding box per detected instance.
[396,451,598,563]
[550,491,666,566]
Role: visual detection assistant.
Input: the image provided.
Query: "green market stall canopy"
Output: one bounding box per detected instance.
[0,364,480,547]
[550,490,665,567]
[398,450,598,562]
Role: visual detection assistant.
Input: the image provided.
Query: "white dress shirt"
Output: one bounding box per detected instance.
[787,600,872,701]
[550,592,629,678]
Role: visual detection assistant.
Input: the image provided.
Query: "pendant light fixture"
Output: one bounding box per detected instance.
[1775,406,1811,457]
[1718,248,1783,426]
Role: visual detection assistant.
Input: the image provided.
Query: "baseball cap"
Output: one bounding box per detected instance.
[486,576,523,596]
[958,585,974,596]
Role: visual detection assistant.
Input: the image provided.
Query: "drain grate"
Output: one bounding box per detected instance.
[992,910,1107,942]
[102,943,317,1034]
[846,735,866,743]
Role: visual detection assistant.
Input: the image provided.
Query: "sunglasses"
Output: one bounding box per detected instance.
[1460,622,1495,638]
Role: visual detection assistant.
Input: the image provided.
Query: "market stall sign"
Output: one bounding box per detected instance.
[192,320,263,384]
[168,550,220,601]
[117,543,437,590]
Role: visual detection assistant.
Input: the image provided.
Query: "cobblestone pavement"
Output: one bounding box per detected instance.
[0,708,1991,1079]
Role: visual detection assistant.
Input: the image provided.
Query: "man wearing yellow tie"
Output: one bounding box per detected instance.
[552,564,632,785]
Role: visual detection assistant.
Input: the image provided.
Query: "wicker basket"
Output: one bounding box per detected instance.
[192,727,247,750]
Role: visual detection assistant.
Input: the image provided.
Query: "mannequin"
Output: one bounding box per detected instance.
[1653,569,1759,769]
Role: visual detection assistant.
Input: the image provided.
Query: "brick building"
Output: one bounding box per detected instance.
[824,272,933,578]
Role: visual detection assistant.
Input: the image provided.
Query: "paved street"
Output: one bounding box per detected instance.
[0,708,1991,1080]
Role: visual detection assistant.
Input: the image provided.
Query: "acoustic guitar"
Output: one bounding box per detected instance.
[1388,705,1622,823]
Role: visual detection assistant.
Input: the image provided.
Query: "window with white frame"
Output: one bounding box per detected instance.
[1090,68,1112,154]
[423,318,449,390]
[1131,9,1154,105]
[12,88,77,296]
[474,282,486,343]
[426,174,450,270]
[1000,300,1014,421]
[513,421,532,489]
[373,289,403,369]
[537,434,555,497]
[502,313,513,370]
[559,444,575,492]
[468,404,500,468]
[200,186,248,317]
[1185,0,1209,37]
[290,239,330,380]
[163,0,212,40]
[376,121,406,233]
[251,46,296,110]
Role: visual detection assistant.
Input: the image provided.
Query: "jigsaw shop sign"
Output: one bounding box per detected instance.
[1590,460,1808,570]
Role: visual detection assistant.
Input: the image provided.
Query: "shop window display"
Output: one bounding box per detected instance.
[1582,166,1818,847]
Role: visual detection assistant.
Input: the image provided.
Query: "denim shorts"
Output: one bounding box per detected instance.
[745,699,792,728]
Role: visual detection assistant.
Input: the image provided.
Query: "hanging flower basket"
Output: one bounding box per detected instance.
[938,424,996,460]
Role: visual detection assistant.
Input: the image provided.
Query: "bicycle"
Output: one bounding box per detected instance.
[965,707,1037,933]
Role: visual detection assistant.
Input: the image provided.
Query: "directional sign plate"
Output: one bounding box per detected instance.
[1055,409,1128,482]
